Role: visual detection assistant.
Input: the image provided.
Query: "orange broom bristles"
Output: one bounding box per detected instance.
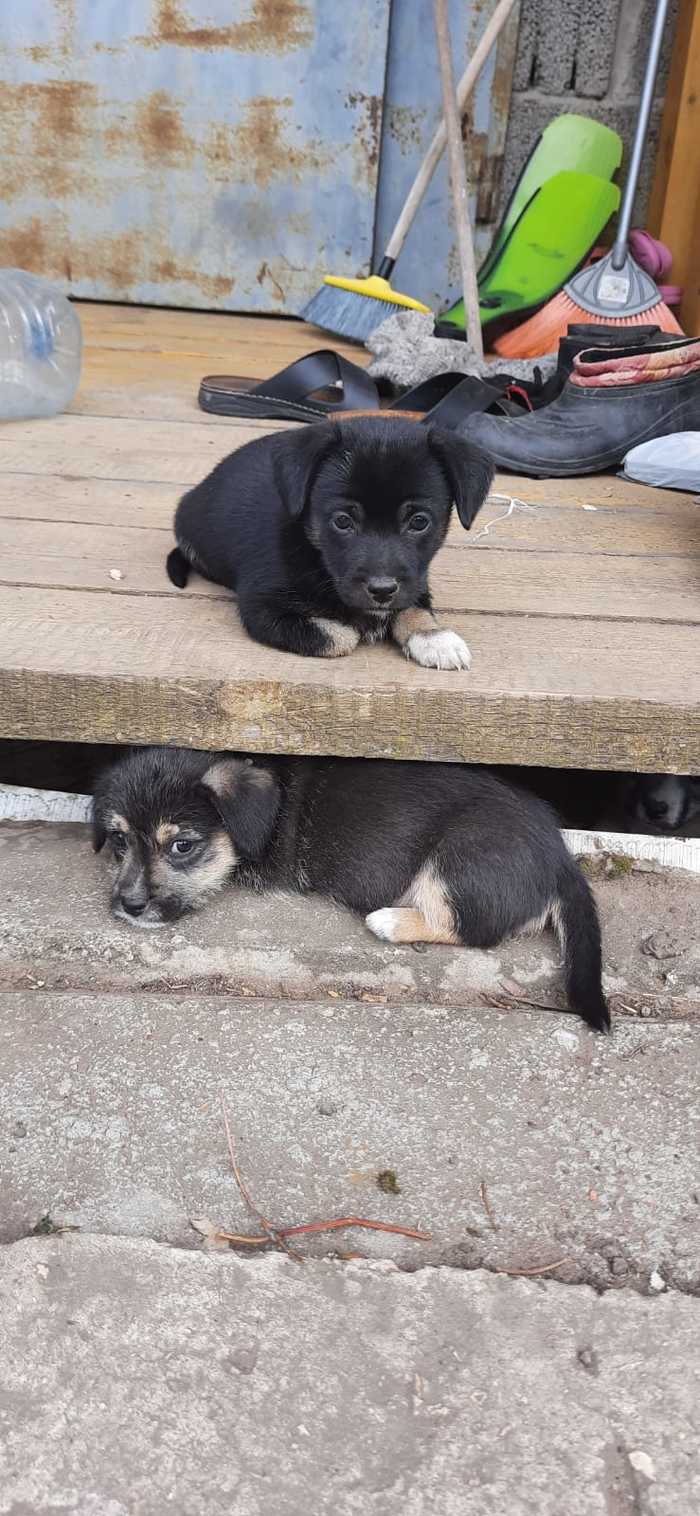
[493,290,684,360]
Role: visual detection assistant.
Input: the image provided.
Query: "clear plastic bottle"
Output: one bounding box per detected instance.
[0,268,82,420]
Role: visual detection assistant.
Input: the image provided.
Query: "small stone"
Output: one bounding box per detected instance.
[317,1099,338,1117]
[108,568,123,581]
[649,1269,666,1292]
[609,1255,628,1277]
[12,1120,27,1139]
[36,1264,49,1280]
[229,1342,258,1375]
[576,1346,599,1376]
[642,929,685,960]
[629,1450,655,1481]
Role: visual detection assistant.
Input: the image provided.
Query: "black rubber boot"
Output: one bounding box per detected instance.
[460,336,700,477]
[541,323,663,402]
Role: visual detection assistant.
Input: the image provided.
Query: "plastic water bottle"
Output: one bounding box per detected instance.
[0,268,82,420]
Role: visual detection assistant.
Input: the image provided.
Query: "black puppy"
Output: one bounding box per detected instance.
[166,417,494,669]
[93,746,609,1032]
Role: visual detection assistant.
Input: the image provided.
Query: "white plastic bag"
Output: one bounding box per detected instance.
[621,432,700,494]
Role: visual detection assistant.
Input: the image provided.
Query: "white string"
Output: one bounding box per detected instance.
[470,493,537,544]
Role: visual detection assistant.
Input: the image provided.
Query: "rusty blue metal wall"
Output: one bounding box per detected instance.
[374,0,521,313]
[0,0,392,312]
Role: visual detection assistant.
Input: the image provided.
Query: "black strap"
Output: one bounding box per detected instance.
[421,373,513,429]
[250,349,379,412]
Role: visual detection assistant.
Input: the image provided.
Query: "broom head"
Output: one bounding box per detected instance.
[494,250,683,359]
[301,275,431,343]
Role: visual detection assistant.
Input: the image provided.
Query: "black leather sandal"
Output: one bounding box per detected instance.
[198,349,380,421]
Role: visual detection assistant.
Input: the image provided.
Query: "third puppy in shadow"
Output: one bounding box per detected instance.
[166,417,494,669]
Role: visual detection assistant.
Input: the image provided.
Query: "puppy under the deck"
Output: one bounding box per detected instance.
[166,417,494,670]
[93,747,610,1033]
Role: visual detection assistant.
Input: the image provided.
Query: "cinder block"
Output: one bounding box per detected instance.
[512,0,538,93]
[575,0,620,98]
[612,0,679,100]
[532,0,581,95]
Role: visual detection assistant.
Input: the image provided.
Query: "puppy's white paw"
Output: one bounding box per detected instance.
[405,628,472,671]
[366,908,401,943]
[311,617,360,657]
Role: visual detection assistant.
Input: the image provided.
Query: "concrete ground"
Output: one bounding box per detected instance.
[1,820,698,1512]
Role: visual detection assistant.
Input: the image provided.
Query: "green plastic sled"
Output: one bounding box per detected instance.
[439,113,622,331]
[442,170,620,330]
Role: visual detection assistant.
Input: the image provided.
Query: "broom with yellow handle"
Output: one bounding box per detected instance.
[494,0,683,359]
[301,0,517,343]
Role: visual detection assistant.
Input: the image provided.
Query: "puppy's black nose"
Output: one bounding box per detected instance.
[645,798,669,820]
[367,577,398,606]
[121,896,147,917]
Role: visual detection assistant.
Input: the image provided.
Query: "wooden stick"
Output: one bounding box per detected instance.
[433,0,484,356]
[213,1217,432,1247]
[385,0,517,262]
[220,1096,304,1263]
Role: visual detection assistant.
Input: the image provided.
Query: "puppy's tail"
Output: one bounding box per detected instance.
[555,864,610,1033]
[166,546,190,589]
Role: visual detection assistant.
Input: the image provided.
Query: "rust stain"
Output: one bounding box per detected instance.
[154,258,233,299]
[346,91,383,173]
[479,1,519,229]
[0,80,100,201]
[216,96,330,188]
[0,218,48,274]
[255,260,285,302]
[103,90,196,165]
[145,0,312,54]
[387,104,428,154]
[26,44,52,62]
[27,78,97,141]
[0,216,232,301]
[133,90,194,166]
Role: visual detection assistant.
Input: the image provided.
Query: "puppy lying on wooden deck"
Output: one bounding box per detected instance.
[166,417,494,670]
[93,747,609,1032]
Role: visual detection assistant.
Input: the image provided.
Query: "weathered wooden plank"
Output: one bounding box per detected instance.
[5,413,697,526]
[78,304,368,369]
[493,473,699,511]
[0,585,697,771]
[2,473,698,558]
[0,414,248,485]
[3,517,699,623]
[1,304,697,773]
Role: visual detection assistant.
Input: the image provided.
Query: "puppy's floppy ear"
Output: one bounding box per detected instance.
[271,423,340,520]
[200,759,280,861]
[427,428,495,530]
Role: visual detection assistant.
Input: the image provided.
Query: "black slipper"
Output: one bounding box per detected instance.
[198,349,380,421]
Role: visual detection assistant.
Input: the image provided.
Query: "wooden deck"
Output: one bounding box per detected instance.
[1,303,698,773]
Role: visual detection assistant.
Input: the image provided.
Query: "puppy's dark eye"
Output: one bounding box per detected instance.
[110,833,128,857]
[332,511,355,533]
[170,837,195,857]
[407,512,431,534]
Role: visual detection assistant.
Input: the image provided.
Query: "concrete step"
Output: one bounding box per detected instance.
[1,820,699,1017]
[1,1235,697,1516]
[3,983,699,1289]
[1,818,699,1289]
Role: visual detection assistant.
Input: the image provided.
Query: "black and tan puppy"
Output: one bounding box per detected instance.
[93,746,609,1032]
[166,417,494,670]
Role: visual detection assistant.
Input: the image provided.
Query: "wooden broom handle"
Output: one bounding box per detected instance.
[433,0,484,355]
[384,0,517,264]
